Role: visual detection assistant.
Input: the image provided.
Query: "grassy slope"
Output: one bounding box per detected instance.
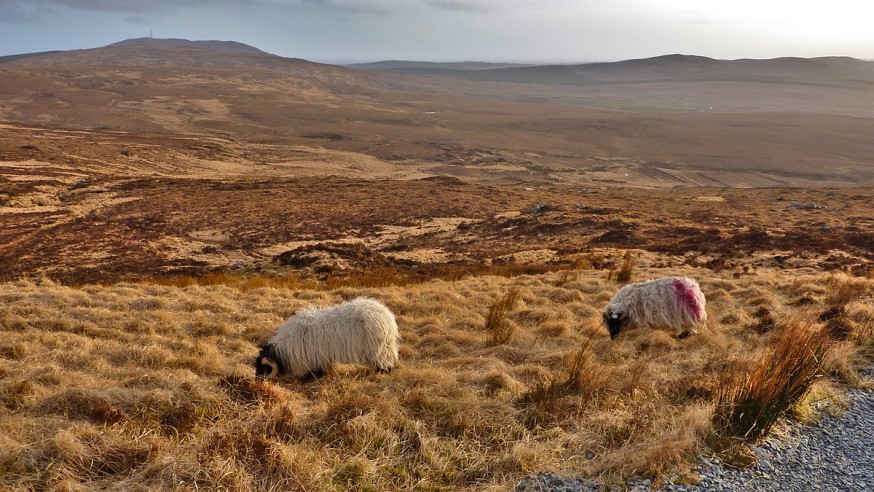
[1,263,871,490]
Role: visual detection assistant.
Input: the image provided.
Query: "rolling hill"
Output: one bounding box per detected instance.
[352,54,874,86]
[0,38,873,188]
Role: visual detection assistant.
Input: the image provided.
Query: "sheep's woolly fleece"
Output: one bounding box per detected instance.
[267,297,400,378]
[605,276,707,334]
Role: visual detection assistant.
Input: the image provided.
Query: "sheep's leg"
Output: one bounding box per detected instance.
[376,365,394,374]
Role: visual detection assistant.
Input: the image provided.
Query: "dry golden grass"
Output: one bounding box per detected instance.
[147,263,576,293]
[1,267,872,490]
[713,313,831,442]
[614,250,635,283]
[486,288,522,346]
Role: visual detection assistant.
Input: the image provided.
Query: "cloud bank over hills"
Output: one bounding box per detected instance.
[1,1,872,63]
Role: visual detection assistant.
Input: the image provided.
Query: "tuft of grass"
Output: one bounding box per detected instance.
[747,306,776,334]
[713,313,831,442]
[615,250,635,283]
[565,331,607,396]
[485,288,521,346]
[824,275,872,307]
[819,305,852,340]
[554,269,580,286]
[519,330,610,425]
[818,275,873,344]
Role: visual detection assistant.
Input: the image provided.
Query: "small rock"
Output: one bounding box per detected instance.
[526,201,547,214]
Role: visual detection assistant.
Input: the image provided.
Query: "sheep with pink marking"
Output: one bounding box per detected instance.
[603,276,707,340]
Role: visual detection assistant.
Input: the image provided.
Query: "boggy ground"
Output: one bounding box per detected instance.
[2,127,872,285]
[1,264,871,491]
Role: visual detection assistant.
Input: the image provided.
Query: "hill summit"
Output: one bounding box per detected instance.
[107,37,269,55]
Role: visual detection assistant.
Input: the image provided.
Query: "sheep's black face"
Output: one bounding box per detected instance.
[604,311,626,340]
[255,343,282,379]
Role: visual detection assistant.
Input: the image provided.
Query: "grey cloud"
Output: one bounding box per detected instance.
[2,0,390,15]
[423,0,493,13]
[0,0,61,22]
[0,0,243,19]
[51,0,243,13]
[123,14,148,24]
[0,4,35,22]
[298,0,390,14]
[0,0,495,22]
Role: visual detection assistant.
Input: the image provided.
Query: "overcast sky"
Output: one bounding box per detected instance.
[1,1,872,63]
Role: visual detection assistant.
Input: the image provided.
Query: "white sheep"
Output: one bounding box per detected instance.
[255,297,400,379]
[603,276,707,340]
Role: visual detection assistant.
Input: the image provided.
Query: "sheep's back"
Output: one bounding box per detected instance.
[270,298,399,376]
[612,277,706,331]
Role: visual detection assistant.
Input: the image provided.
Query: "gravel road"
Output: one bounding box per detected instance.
[517,371,874,492]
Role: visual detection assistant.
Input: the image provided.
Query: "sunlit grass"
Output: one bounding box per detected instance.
[713,314,831,442]
[1,268,871,490]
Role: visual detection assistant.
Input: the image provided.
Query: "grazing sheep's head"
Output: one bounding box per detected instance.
[603,304,628,340]
[255,343,282,379]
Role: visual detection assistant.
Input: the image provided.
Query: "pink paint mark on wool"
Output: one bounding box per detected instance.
[673,279,703,321]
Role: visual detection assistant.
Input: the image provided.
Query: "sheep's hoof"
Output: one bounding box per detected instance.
[377,366,394,374]
[677,331,692,339]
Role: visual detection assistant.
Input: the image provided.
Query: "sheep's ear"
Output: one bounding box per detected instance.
[261,357,279,378]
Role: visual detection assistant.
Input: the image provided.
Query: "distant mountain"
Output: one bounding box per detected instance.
[0,39,316,71]
[351,54,874,86]
[0,51,64,64]
[346,60,534,72]
[107,38,270,55]
[0,39,271,66]
[0,37,412,133]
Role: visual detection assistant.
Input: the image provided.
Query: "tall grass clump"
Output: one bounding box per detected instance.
[554,269,580,287]
[818,275,873,342]
[713,314,831,442]
[564,331,608,396]
[824,274,872,307]
[610,250,635,283]
[485,287,521,346]
[519,330,610,425]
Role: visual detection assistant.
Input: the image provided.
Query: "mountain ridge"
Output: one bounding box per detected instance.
[3,39,872,87]
[351,54,874,85]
